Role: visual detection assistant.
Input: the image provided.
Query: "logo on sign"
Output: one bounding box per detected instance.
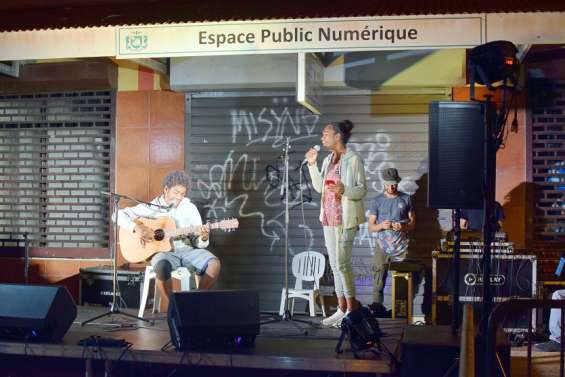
[464,273,506,286]
[125,31,148,51]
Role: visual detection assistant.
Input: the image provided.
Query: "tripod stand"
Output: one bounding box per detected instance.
[23,232,29,284]
[81,192,151,326]
[262,137,313,328]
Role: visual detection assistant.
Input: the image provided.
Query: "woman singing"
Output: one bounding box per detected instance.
[305,120,367,327]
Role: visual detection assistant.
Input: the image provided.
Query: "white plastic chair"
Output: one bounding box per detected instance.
[138,265,195,318]
[279,251,326,317]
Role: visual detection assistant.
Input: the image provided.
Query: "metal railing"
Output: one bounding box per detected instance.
[486,299,565,377]
[460,304,476,377]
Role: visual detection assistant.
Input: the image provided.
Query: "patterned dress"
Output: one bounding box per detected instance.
[322,162,342,226]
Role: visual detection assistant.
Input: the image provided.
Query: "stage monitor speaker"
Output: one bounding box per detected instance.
[167,290,260,350]
[428,101,486,209]
[401,325,510,377]
[0,284,77,342]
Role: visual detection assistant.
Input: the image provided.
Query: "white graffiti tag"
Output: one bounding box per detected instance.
[198,101,321,253]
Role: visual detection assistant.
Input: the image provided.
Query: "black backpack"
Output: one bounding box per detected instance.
[335,306,385,357]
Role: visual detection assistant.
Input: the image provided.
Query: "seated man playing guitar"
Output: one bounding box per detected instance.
[117,170,221,311]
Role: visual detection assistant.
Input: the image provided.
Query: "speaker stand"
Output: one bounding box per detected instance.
[451,209,461,334]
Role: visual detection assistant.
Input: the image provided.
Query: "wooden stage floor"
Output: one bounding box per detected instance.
[0,306,405,376]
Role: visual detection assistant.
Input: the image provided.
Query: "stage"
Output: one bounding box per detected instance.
[0,306,405,376]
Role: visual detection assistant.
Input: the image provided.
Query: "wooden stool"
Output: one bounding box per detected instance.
[389,261,423,323]
[392,271,413,323]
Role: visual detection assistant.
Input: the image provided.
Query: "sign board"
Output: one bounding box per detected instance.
[297,52,323,115]
[117,15,485,58]
[3,13,565,61]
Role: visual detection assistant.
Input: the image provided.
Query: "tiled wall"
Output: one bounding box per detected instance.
[115,90,185,265]
[0,60,119,300]
[0,258,108,300]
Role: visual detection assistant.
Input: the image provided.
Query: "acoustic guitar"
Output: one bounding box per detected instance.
[119,217,239,263]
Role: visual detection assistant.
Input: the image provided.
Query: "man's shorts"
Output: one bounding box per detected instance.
[151,247,217,275]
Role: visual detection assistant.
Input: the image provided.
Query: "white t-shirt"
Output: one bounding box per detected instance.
[116,196,209,250]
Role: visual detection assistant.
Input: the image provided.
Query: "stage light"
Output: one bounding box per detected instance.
[468,40,519,88]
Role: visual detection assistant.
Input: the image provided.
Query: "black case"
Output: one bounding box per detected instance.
[79,265,145,309]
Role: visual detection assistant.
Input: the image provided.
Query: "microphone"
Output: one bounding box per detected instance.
[301,145,320,165]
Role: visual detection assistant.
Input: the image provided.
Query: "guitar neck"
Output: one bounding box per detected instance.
[166,223,223,239]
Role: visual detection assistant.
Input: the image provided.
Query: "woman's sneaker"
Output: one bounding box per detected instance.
[321,308,346,327]
[332,310,351,328]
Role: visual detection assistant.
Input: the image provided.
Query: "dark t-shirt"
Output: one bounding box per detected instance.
[460,202,504,231]
[369,193,412,223]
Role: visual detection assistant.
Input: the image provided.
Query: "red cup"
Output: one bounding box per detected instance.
[325,179,335,186]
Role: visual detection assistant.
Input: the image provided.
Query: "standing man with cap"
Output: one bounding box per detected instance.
[368,168,415,312]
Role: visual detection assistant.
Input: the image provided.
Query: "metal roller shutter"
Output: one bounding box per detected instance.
[0,91,113,256]
[186,89,450,312]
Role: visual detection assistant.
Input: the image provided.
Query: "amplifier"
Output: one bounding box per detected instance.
[433,253,536,298]
[79,266,144,309]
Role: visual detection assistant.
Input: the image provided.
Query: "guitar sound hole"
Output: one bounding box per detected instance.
[154,229,165,241]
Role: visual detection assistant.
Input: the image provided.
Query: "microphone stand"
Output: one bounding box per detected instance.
[23,232,29,284]
[81,192,154,326]
[262,137,312,330]
[100,192,172,212]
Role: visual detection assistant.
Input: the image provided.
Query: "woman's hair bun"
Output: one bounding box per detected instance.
[342,119,354,132]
